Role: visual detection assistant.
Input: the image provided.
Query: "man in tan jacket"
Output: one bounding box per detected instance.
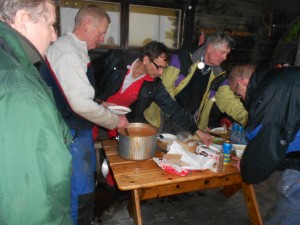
[145,31,247,133]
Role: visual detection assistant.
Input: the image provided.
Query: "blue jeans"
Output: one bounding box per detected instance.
[266,169,300,225]
[70,129,96,225]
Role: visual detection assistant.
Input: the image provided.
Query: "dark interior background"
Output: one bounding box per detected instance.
[84,0,300,71]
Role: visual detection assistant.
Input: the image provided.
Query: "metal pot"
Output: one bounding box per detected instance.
[117,123,157,160]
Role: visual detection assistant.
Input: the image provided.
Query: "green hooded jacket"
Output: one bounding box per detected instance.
[0,21,72,225]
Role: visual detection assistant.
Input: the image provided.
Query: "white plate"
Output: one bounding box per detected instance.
[210,127,227,134]
[108,106,131,115]
[157,133,177,143]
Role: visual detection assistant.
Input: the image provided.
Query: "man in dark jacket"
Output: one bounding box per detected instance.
[93,41,212,144]
[229,64,300,225]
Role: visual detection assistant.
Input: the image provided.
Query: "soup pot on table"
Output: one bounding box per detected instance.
[117,123,158,160]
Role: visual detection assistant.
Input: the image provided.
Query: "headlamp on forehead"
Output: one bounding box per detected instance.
[198,61,205,69]
[198,56,205,69]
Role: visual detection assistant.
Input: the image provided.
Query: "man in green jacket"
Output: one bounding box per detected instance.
[145,31,248,132]
[0,1,72,224]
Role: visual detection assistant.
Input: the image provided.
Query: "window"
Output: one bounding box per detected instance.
[59,0,121,47]
[129,5,181,49]
[59,1,182,49]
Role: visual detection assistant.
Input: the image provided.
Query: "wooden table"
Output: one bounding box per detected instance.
[102,140,262,225]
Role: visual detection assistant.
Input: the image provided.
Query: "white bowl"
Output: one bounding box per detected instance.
[108,105,131,114]
[210,127,227,134]
[157,133,177,143]
[232,144,247,158]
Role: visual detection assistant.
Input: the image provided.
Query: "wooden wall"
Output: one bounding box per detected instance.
[191,0,300,69]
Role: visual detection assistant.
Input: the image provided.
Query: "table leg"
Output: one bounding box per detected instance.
[241,182,263,225]
[131,189,142,225]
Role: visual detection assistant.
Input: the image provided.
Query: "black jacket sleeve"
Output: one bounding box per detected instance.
[127,78,199,134]
[241,67,300,184]
[153,79,199,134]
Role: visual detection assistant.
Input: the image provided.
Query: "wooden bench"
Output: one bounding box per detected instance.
[102,140,262,225]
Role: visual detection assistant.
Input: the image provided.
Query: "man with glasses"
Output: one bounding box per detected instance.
[150,58,167,71]
[144,31,248,133]
[228,64,300,225]
[94,40,213,189]
[94,41,212,144]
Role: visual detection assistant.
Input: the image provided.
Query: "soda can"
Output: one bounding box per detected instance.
[222,141,232,165]
[223,156,231,165]
[222,141,232,154]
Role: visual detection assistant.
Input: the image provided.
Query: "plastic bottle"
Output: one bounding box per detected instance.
[230,122,238,143]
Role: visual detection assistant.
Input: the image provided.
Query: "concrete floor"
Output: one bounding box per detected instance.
[92,169,280,225]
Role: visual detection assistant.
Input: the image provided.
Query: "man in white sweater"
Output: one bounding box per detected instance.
[43,5,128,225]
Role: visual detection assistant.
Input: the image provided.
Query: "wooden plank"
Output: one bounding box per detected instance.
[104,147,118,156]
[241,182,263,225]
[111,161,239,181]
[115,167,240,191]
[139,173,242,200]
[111,159,238,179]
[107,154,162,166]
[101,139,117,147]
[106,154,136,165]
[111,159,162,175]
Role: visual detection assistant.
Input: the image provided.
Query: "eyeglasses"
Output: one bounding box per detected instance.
[150,59,167,71]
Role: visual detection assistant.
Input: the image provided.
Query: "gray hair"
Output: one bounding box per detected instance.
[0,0,54,24]
[207,30,235,49]
[191,30,235,63]
[75,5,110,27]
[229,64,256,83]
